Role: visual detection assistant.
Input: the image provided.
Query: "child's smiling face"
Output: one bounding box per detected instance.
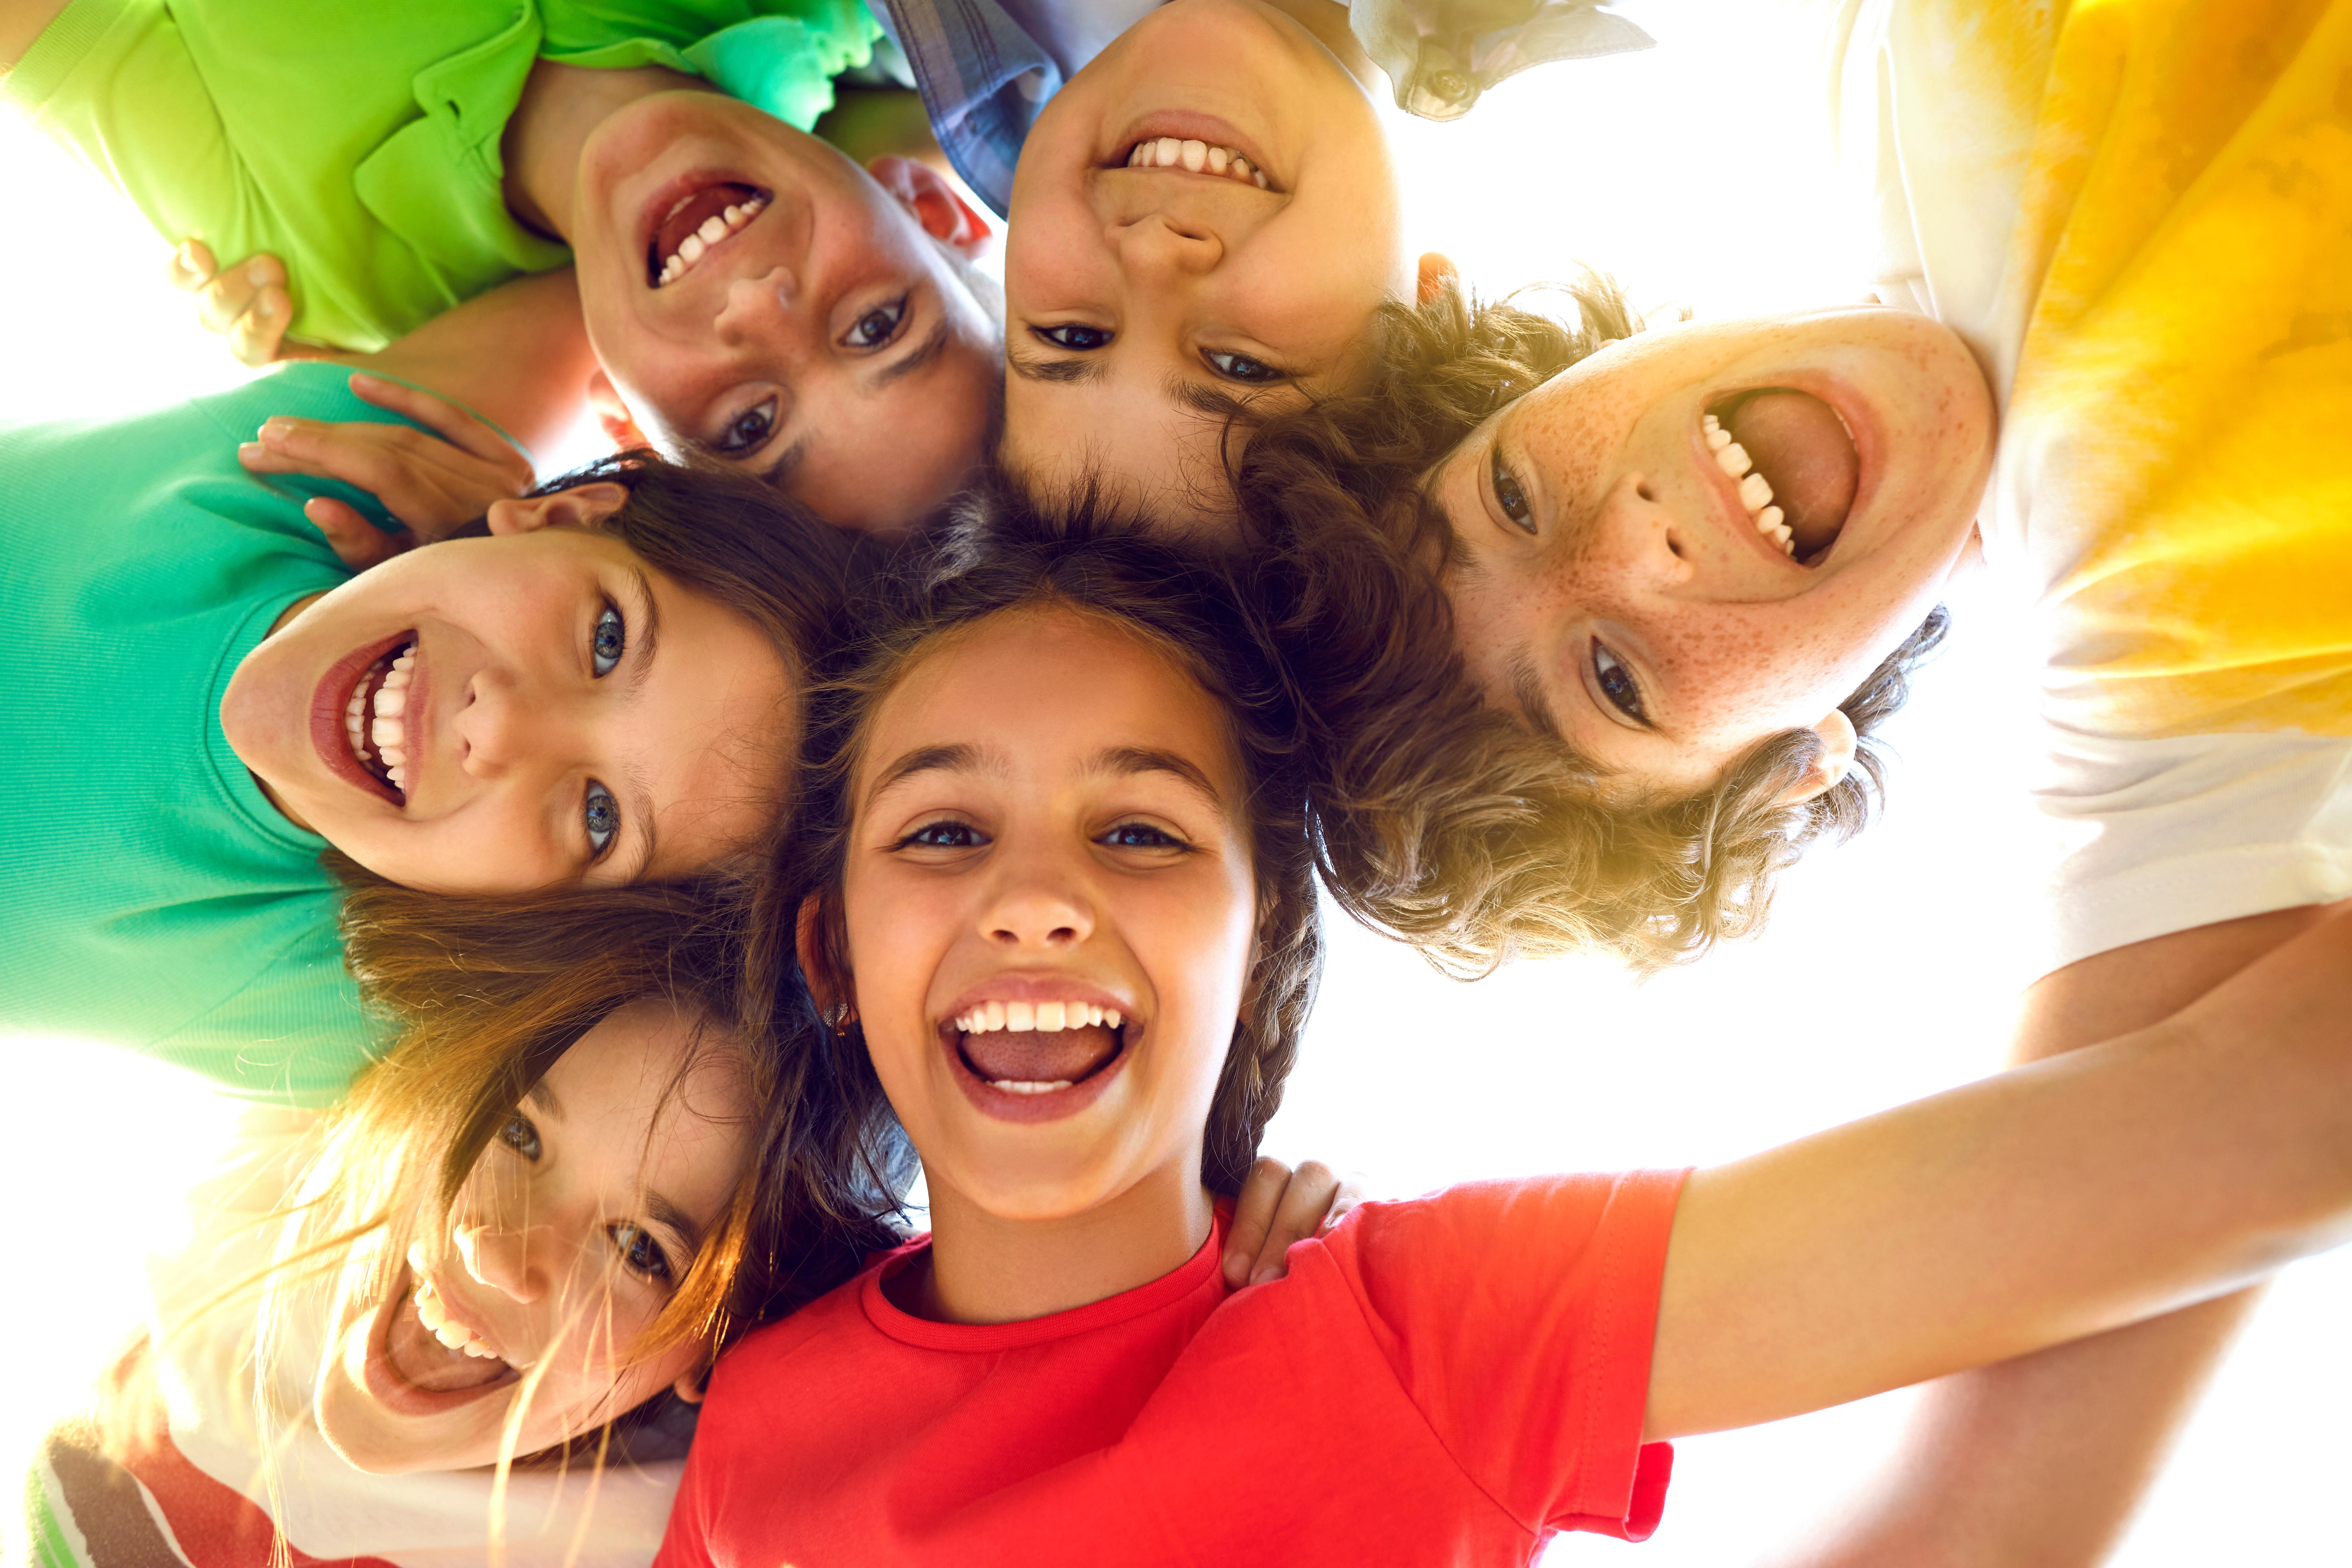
[220,484,793,893]
[569,94,1002,535]
[316,999,751,1473]
[1000,0,1413,535]
[1431,306,1996,795]
[834,606,1258,1222]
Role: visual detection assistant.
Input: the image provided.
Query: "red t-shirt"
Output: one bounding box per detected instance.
[658,1170,1687,1567]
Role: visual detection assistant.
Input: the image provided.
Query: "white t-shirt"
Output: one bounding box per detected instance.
[25,1110,683,1567]
[1824,0,2352,976]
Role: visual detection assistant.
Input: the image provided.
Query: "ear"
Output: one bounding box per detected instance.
[484,481,631,537]
[672,1366,708,1405]
[795,894,854,1023]
[586,368,649,450]
[867,154,995,260]
[1416,252,1459,306]
[1776,708,1859,807]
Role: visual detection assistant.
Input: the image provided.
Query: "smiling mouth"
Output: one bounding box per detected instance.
[382,1272,519,1398]
[1118,136,1273,190]
[1704,390,1860,565]
[647,182,770,289]
[950,1001,1127,1094]
[342,637,416,798]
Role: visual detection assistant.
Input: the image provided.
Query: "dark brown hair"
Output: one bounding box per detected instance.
[765,482,1323,1194]
[1226,278,1948,973]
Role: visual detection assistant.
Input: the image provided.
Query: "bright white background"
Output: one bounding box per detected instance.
[5,2,2348,1560]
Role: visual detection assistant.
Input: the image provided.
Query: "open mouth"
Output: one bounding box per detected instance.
[1703,390,1859,566]
[645,181,770,289]
[373,1265,519,1406]
[1118,136,1272,190]
[949,1000,1128,1094]
[342,637,416,798]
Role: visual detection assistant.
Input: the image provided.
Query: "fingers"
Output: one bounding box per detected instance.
[302,497,413,571]
[1245,1160,1345,1287]
[1222,1155,1292,1288]
[236,414,527,543]
[346,373,533,478]
[166,239,218,294]
[226,285,292,368]
[195,254,284,335]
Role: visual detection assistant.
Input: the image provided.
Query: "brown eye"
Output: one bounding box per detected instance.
[714,397,777,455]
[1490,447,1534,533]
[1592,640,1646,722]
[497,1114,542,1161]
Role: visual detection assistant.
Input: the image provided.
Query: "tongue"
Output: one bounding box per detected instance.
[964,1027,1119,1085]
[653,183,758,267]
[1724,391,1858,557]
[385,1297,510,1394]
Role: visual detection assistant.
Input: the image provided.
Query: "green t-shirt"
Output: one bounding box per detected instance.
[0,363,424,1104]
[4,0,881,350]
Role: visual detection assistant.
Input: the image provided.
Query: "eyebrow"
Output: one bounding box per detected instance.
[525,1078,565,1122]
[606,566,664,883]
[873,314,954,388]
[1509,645,1567,744]
[644,1189,706,1261]
[865,741,1225,810]
[1007,351,1105,385]
[760,436,810,487]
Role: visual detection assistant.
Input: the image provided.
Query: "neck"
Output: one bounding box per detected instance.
[502,61,709,243]
[913,1160,1217,1325]
[345,269,600,459]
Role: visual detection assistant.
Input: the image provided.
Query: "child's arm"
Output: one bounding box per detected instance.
[1645,902,2352,1442]
[1749,903,2337,1568]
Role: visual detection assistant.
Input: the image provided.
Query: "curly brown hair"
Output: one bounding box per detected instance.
[1229,276,1949,974]
[763,481,1323,1195]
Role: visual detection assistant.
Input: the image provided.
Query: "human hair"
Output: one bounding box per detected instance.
[1229,276,1949,973]
[765,479,1323,1194]
[260,864,910,1468]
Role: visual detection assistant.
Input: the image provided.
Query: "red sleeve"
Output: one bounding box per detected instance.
[1326,1170,1689,1541]
[652,1397,725,1568]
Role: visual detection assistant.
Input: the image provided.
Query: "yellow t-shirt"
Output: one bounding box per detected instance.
[1829,0,2352,972]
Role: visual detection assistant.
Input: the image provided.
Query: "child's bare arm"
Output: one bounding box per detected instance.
[1750,904,2335,1568]
[1645,903,2352,1443]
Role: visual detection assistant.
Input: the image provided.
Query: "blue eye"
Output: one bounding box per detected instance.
[1035,323,1113,351]
[592,604,625,676]
[1204,349,1285,384]
[1100,822,1185,850]
[609,1222,674,1283]
[843,296,908,349]
[1591,641,1646,723]
[584,781,620,856]
[1490,447,1534,534]
[896,819,985,850]
[497,1113,541,1160]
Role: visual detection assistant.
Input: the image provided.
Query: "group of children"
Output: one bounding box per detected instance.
[6,0,2352,1560]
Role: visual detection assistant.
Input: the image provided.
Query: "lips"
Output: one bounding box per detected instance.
[939,985,1136,1122]
[640,176,770,289]
[310,630,415,806]
[362,1264,519,1417]
[1107,112,1281,192]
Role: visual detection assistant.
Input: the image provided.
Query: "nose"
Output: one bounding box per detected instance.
[456,1221,545,1305]
[1589,472,1698,591]
[981,859,1097,950]
[1113,213,1224,281]
[455,669,574,782]
[713,265,805,350]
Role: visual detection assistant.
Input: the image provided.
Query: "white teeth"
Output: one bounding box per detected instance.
[1126,139,1269,188]
[1757,505,1784,533]
[1707,415,1800,556]
[1738,471,1773,511]
[1714,440,1752,479]
[414,1280,496,1358]
[371,714,404,749]
[989,1079,1076,1094]
[653,193,765,289]
[956,1001,1122,1033]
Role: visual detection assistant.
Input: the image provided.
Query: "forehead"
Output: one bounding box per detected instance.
[545,1001,753,1183]
[860,605,1239,799]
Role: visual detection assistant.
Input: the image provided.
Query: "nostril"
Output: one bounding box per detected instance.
[1637,480,1659,503]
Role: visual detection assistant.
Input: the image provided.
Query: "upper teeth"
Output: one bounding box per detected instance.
[955,1000,1122,1033]
[1125,137,1270,189]
[413,1278,498,1360]
[1704,413,1794,557]
[345,644,416,793]
[654,194,767,288]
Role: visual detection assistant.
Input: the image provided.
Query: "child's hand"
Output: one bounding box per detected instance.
[1223,1156,1370,1288]
[167,240,297,367]
[237,372,537,569]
